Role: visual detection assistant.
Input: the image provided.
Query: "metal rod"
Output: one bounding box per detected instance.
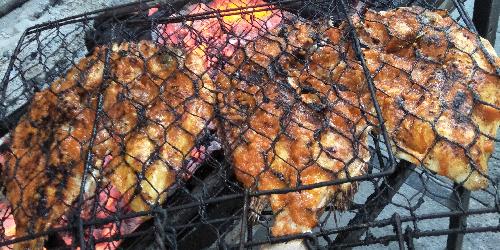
[404,226,414,250]
[41,206,500,245]
[338,0,397,168]
[372,132,388,170]
[2,203,497,247]
[446,184,471,250]
[252,170,395,196]
[393,213,405,250]
[325,225,500,249]
[242,225,500,248]
[74,32,114,248]
[247,217,254,244]
[444,1,498,248]
[0,29,27,100]
[239,190,250,250]
[74,78,104,249]
[153,210,167,250]
[451,0,478,32]
[332,161,413,249]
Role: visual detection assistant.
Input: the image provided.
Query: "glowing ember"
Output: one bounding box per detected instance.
[59,155,148,249]
[60,185,145,250]
[150,0,284,66]
[58,146,210,250]
[0,201,15,250]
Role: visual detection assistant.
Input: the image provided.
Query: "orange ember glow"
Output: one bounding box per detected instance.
[0,202,16,250]
[60,185,146,250]
[212,0,277,25]
[150,0,283,67]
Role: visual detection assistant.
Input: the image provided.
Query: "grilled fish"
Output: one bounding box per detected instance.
[1,41,215,249]
[354,7,500,190]
[215,18,371,236]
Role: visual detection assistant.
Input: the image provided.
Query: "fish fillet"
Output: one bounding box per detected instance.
[215,17,371,236]
[1,41,215,249]
[354,7,500,190]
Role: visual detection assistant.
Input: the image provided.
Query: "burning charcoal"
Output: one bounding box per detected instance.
[151,0,285,66]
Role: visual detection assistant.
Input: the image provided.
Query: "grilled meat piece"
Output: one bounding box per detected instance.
[220,6,499,236]
[2,41,215,249]
[354,7,500,190]
[216,18,371,236]
[105,43,215,212]
[4,46,108,249]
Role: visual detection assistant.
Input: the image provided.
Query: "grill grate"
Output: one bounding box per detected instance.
[0,0,499,249]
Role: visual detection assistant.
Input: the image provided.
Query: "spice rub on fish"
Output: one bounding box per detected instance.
[215,17,371,236]
[354,7,500,190]
[1,41,215,249]
[241,6,500,196]
[219,6,499,236]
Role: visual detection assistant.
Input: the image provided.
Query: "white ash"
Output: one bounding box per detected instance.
[0,0,134,115]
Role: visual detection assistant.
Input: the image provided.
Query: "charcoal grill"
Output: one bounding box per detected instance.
[0,0,499,249]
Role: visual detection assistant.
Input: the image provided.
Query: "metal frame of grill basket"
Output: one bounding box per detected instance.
[0,0,499,249]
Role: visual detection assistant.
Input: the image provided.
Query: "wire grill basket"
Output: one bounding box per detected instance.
[0,0,499,249]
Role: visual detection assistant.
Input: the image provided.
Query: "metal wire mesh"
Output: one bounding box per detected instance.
[0,0,498,249]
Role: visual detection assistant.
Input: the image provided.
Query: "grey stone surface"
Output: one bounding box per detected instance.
[0,0,135,79]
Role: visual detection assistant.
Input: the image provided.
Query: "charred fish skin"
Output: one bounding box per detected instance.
[215,15,371,236]
[2,41,216,249]
[354,7,500,190]
[221,6,499,237]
